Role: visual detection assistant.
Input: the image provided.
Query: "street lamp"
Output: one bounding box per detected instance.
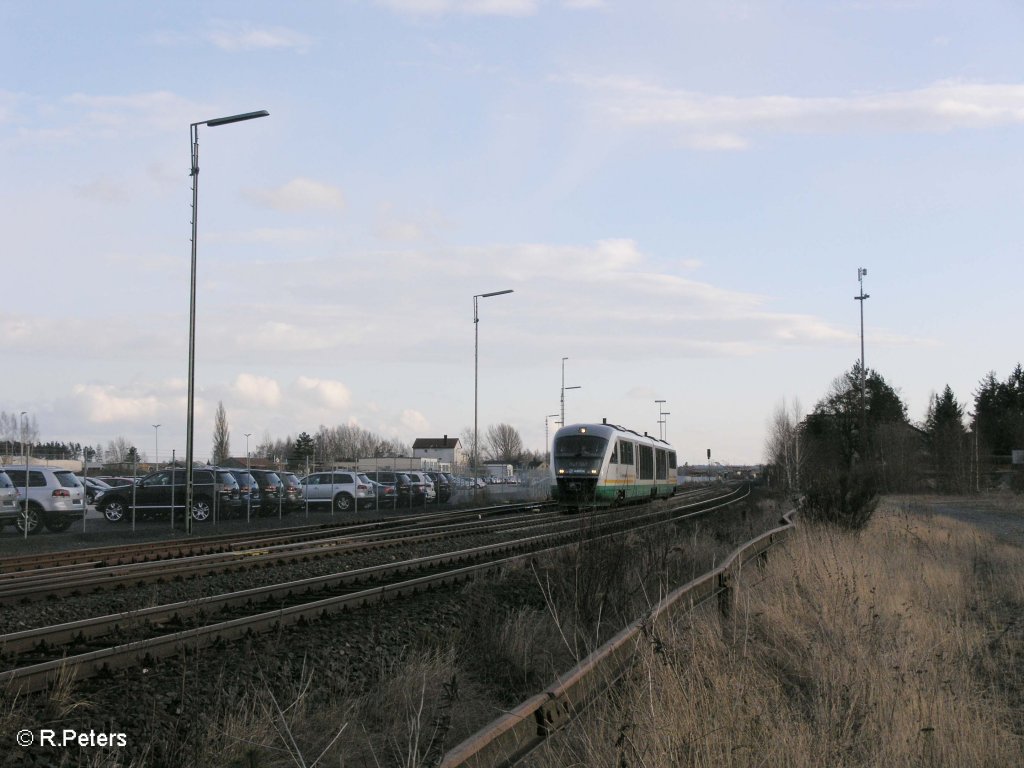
[19,415,28,540]
[560,357,581,426]
[855,267,870,443]
[185,109,269,534]
[654,400,671,441]
[473,289,514,480]
[545,413,559,467]
[152,424,160,469]
[244,432,252,523]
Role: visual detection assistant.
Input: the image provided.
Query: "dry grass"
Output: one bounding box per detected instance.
[526,497,1024,767]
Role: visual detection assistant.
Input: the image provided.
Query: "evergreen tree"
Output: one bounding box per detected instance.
[291,432,315,469]
[799,362,913,528]
[971,365,1024,456]
[925,385,968,493]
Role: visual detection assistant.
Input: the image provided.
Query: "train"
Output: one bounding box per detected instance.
[550,419,678,509]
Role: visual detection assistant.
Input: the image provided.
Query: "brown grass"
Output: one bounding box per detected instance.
[524,497,1024,767]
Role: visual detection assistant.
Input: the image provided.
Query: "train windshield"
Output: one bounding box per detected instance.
[553,435,608,473]
[554,435,608,458]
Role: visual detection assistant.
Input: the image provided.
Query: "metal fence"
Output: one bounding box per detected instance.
[439,507,799,768]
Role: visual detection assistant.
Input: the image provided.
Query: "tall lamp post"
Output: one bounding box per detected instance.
[560,357,581,426]
[654,399,666,440]
[185,109,269,534]
[545,413,559,467]
[855,267,870,444]
[473,289,514,480]
[20,412,28,540]
[244,432,252,523]
[152,424,160,470]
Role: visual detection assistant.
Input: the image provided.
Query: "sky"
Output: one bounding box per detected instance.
[2,1,1023,468]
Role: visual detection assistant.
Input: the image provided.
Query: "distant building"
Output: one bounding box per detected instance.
[412,435,463,471]
[221,457,278,470]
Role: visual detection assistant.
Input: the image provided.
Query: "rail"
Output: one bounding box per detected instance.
[0,489,746,694]
[439,507,798,768]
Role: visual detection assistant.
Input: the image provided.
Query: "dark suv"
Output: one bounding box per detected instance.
[247,469,288,516]
[276,471,303,512]
[425,471,452,503]
[363,471,425,507]
[97,467,241,523]
[228,469,261,518]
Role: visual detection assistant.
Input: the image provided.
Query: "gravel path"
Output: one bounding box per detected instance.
[899,494,1024,547]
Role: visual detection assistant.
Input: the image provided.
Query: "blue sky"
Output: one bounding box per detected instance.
[2,1,1022,466]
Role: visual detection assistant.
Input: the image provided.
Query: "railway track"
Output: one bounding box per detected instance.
[0,486,747,695]
[0,503,564,603]
[0,501,554,575]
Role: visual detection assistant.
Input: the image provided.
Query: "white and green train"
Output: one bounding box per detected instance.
[551,420,678,509]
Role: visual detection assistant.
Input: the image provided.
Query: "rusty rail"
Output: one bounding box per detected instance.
[0,489,746,695]
[439,507,798,768]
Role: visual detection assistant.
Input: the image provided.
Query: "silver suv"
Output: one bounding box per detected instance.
[0,470,20,527]
[1,465,86,534]
[300,471,373,512]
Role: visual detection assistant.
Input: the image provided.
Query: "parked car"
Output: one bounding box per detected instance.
[0,469,22,528]
[96,467,241,523]
[247,469,287,516]
[78,476,114,504]
[424,471,452,503]
[228,469,261,518]
[404,471,437,504]
[365,477,396,510]
[276,471,303,512]
[1,465,86,534]
[363,471,423,507]
[96,476,135,488]
[300,471,374,512]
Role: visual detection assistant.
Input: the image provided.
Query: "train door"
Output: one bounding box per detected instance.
[619,440,636,497]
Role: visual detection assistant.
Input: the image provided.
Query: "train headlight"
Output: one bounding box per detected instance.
[590,469,598,474]
[558,469,565,475]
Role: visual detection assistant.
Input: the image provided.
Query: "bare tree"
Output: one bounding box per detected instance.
[212,401,230,465]
[460,427,478,471]
[105,436,135,464]
[0,411,39,447]
[764,398,803,496]
[485,423,524,464]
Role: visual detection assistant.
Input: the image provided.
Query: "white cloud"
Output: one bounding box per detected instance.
[376,0,539,16]
[233,373,282,407]
[66,91,201,135]
[243,178,346,213]
[293,377,352,409]
[0,90,24,125]
[73,177,131,203]
[570,77,1024,149]
[207,227,335,247]
[73,385,161,423]
[373,203,451,243]
[400,409,430,434]
[205,22,313,52]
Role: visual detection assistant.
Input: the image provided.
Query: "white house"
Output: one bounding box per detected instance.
[411,435,463,471]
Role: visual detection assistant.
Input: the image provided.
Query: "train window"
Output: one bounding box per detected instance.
[669,451,677,470]
[609,442,618,464]
[655,449,667,480]
[619,441,634,466]
[638,445,654,479]
[554,435,608,457]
